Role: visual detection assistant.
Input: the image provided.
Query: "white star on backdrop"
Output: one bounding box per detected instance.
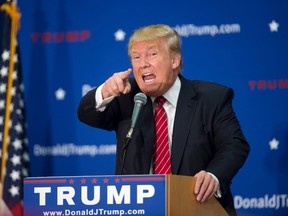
[269,138,279,150]
[12,138,22,150]
[22,167,29,177]
[1,50,9,61]
[0,100,5,109]
[269,20,279,32]
[10,154,21,166]
[10,170,20,181]
[114,29,126,41]
[23,151,30,162]
[0,83,7,93]
[14,123,23,133]
[0,66,8,77]
[55,88,66,100]
[9,185,19,197]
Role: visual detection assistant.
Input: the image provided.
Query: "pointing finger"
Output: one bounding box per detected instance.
[120,68,133,80]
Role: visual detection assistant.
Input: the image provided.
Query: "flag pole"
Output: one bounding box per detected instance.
[0,1,21,200]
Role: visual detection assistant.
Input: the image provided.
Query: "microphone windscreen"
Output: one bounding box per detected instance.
[134,92,147,105]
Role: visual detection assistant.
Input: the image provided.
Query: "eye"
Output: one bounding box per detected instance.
[148,51,158,58]
[131,55,140,61]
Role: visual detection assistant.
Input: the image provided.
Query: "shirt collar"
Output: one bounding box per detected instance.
[151,76,181,107]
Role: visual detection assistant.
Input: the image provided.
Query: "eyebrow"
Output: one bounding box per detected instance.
[130,45,159,54]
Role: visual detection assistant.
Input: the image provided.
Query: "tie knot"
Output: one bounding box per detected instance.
[155,96,166,107]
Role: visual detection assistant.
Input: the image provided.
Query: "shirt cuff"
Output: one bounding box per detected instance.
[207,172,222,198]
[95,84,115,111]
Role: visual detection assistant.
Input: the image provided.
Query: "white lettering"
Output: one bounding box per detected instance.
[107,185,130,204]
[34,187,51,206]
[81,186,100,205]
[137,185,155,204]
[33,184,158,207]
[234,194,288,210]
[57,186,75,205]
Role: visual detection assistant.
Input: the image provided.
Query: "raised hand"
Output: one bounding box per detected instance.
[102,68,133,99]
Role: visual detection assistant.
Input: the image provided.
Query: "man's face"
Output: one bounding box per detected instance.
[130,39,180,97]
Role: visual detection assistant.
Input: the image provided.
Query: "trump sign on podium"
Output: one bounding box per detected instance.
[24,175,166,216]
[24,174,228,216]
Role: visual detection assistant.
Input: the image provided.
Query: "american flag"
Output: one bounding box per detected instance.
[0,2,29,215]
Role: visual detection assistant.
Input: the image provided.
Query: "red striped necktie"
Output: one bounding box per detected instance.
[153,96,172,174]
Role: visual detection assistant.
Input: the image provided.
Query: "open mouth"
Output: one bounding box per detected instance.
[142,73,156,83]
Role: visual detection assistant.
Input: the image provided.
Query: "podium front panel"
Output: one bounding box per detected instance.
[24,175,166,216]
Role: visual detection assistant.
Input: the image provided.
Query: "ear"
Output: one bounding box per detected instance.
[172,54,181,70]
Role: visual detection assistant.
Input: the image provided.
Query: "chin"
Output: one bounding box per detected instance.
[138,88,152,96]
[139,83,160,96]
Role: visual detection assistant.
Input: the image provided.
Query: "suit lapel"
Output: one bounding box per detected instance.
[171,77,198,174]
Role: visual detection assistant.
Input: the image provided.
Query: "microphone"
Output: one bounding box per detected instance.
[120,92,147,175]
[126,92,147,139]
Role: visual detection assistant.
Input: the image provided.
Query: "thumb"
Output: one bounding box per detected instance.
[123,81,131,94]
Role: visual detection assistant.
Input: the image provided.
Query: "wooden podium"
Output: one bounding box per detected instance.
[167,175,228,216]
[24,174,228,216]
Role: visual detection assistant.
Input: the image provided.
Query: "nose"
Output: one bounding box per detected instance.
[139,56,150,68]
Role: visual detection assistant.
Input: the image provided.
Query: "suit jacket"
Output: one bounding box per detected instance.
[78,75,250,215]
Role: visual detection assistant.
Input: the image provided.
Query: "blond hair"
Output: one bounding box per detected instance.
[128,24,183,73]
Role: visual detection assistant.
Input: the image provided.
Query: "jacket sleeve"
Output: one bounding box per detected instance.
[205,87,250,195]
[77,87,119,131]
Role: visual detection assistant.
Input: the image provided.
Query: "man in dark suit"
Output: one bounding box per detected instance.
[78,24,250,215]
